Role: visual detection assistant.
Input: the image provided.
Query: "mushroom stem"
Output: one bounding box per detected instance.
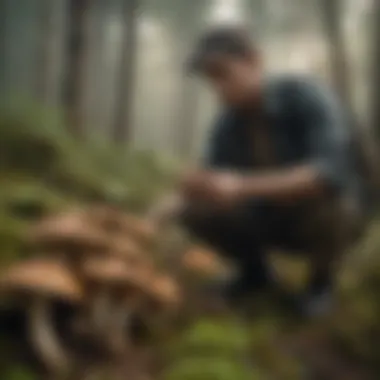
[92,288,111,331]
[107,304,133,352]
[28,297,70,374]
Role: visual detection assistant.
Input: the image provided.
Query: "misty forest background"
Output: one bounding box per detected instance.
[1,0,380,379]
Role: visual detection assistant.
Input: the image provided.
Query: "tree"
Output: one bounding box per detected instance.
[173,0,203,159]
[243,0,266,37]
[318,0,352,107]
[148,0,210,158]
[371,0,380,137]
[112,0,139,143]
[0,0,6,94]
[321,0,380,198]
[36,0,66,106]
[63,0,92,138]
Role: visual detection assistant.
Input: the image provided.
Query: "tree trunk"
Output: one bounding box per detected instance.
[173,9,203,159]
[321,0,380,194]
[112,0,139,144]
[36,0,65,106]
[245,0,267,37]
[175,74,199,159]
[88,0,107,133]
[0,0,7,95]
[318,0,352,108]
[63,0,91,139]
[371,0,380,138]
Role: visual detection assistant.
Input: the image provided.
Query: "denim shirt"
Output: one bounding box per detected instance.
[204,75,362,203]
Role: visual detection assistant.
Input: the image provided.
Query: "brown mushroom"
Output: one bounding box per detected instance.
[27,212,110,255]
[81,256,153,352]
[26,212,114,276]
[0,259,84,374]
[136,274,182,335]
[85,206,157,245]
[111,236,146,262]
[181,246,228,277]
[117,214,157,246]
[144,274,181,313]
[85,206,125,232]
[126,216,156,242]
[28,209,152,266]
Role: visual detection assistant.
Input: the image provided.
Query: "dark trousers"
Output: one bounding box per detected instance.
[180,196,362,303]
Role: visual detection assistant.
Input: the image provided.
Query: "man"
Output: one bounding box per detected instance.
[150,26,366,318]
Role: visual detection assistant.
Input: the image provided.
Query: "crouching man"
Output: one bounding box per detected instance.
[150,26,368,318]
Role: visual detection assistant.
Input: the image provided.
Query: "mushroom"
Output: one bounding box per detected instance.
[181,246,229,278]
[136,274,182,337]
[0,259,84,374]
[27,212,110,254]
[143,274,181,315]
[85,206,157,245]
[119,214,157,246]
[111,236,146,262]
[81,255,153,353]
[85,206,124,231]
[26,212,111,272]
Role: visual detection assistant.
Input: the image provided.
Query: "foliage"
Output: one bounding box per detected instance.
[0,100,180,210]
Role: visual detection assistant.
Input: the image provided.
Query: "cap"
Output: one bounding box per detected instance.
[0,259,84,302]
[27,212,109,252]
[186,25,255,74]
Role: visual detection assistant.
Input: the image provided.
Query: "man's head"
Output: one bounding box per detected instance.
[187,25,262,108]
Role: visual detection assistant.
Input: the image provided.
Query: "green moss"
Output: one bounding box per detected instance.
[1,368,37,380]
[163,357,259,380]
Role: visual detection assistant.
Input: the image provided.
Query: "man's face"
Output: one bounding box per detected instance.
[200,52,261,108]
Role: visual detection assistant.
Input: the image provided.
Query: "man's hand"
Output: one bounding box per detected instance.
[180,170,244,209]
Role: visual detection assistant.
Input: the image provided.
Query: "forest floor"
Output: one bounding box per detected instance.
[1,103,380,380]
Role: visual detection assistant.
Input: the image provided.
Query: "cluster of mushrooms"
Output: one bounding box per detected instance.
[0,206,227,380]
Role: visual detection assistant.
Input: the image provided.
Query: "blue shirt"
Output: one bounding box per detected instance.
[204,75,363,204]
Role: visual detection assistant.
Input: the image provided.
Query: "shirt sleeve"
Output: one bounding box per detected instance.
[291,79,350,194]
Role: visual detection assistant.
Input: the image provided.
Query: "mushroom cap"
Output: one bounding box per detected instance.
[181,246,227,276]
[111,237,145,261]
[146,274,181,309]
[82,256,152,290]
[0,259,84,302]
[85,206,157,244]
[85,206,125,233]
[120,215,157,244]
[27,212,109,252]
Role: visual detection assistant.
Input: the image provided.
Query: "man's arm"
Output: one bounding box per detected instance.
[235,80,348,202]
[148,112,229,223]
[236,165,324,201]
